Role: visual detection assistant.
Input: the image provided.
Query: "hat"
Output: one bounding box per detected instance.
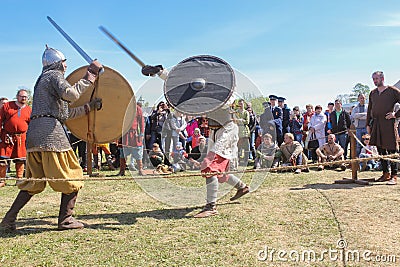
[277,97,286,102]
[268,95,278,100]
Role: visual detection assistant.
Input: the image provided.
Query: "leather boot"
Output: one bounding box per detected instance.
[376,172,390,182]
[118,158,126,176]
[15,162,25,178]
[0,163,7,187]
[58,192,84,230]
[137,159,144,176]
[387,174,397,185]
[0,190,32,231]
[93,154,99,169]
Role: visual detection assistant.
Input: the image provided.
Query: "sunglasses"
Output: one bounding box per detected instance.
[363,138,370,140]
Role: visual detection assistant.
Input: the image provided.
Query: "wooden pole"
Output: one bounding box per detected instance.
[335,124,372,185]
[87,142,93,176]
[349,124,358,180]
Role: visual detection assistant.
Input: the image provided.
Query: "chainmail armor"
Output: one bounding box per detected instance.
[27,62,91,152]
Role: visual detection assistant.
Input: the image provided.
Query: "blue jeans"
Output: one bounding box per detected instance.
[294,133,303,144]
[249,132,256,159]
[356,128,368,156]
[335,133,348,159]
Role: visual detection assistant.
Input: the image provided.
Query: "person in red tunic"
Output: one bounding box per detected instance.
[0,89,32,187]
[117,101,145,176]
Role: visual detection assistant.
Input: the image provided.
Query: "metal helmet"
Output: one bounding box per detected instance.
[42,45,66,67]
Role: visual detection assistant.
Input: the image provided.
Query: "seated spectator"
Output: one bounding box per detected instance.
[149,143,170,173]
[254,133,279,169]
[170,142,188,172]
[276,133,304,174]
[358,134,378,171]
[315,134,346,171]
[187,136,208,170]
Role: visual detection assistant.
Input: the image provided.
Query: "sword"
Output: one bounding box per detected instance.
[47,16,103,73]
[99,26,146,67]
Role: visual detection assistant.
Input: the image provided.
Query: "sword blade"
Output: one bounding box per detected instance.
[47,16,93,64]
[99,26,146,67]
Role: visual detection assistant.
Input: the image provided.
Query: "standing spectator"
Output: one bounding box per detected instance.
[169,110,187,155]
[259,101,276,143]
[351,93,368,156]
[330,99,351,159]
[302,104,314,140]
[143,113,152,168]
[308,105,327,148]
[185,115,199,152]
[268,95,283,145]
[246,102,258,160]
[302,104,314,160]
[289,106,303,144]
[254,117,263,150]
[149,101,168,150]
[235,99,250,166]
[0,90,31,187]
[117,101,145,176]
[367,71,400,185]
[324,102,334,141]
[278,97,291,137]
[308,105,326,162]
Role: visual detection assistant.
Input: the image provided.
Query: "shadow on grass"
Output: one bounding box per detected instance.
[290,183,366,191]
[290,180,388,191]
[0,202,239,236]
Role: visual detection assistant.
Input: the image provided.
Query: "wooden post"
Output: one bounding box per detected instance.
[87,142,93,176]
[349,124,358,180]
[335,124,372,185]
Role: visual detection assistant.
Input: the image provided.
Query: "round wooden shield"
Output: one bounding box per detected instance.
[164,55,235,115]
[65,66,136,144]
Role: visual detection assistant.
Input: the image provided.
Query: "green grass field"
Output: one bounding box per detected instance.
[1,168,400,266]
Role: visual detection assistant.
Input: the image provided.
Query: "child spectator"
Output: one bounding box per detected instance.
[359,134,378,171]
[254,133,279,169]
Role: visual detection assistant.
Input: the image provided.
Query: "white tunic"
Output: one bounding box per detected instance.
[308,113,327,147]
